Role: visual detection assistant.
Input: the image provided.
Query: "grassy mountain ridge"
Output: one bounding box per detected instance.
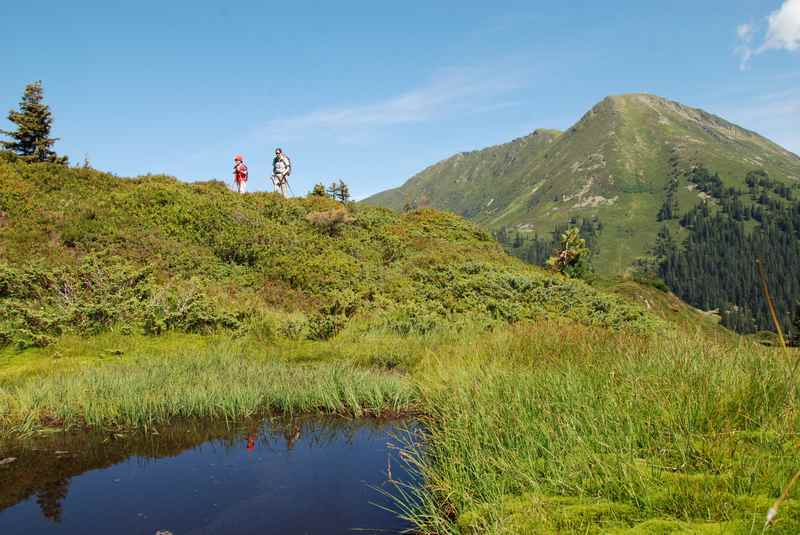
[363,93,800,273]
[366,128,562,218]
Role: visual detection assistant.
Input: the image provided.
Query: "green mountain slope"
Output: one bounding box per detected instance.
[366,128,563,218]
[363,93,800,273]
[0,154,653,349]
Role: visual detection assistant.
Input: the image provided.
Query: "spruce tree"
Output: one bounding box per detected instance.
[310,183,328,197]
[326,181,340,199]
[336,180,351,203]
[546,227,591,279]
[326,180,351,203]
[1,81,67,164]
[653,225,676,260]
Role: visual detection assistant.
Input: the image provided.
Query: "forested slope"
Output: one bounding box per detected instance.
[654,167,800,338]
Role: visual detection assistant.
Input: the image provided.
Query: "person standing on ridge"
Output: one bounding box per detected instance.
[233,154,248,194]
[271,148,291,197]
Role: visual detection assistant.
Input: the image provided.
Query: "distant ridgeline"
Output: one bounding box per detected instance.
[654,166,800,338]
[493,218,602,268]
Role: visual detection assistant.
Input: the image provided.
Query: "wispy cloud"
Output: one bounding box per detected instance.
[737,23,755,42]
[735,23,755,70]
[736,0,800,70]
[256,66,526,141]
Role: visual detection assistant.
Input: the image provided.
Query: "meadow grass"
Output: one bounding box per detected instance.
[3,318,799,533]
[395,322,800,534]
[0,333,416,437]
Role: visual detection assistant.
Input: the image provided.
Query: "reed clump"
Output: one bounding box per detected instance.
[0,337,415,437]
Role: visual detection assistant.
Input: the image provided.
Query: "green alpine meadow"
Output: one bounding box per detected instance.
[4,3,800,532]
[2,153,800,533]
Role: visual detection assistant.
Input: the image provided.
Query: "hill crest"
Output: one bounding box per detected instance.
[0,154,656,348]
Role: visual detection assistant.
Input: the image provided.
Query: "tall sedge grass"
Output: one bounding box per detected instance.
[396,322,800,534]
[0,342,415,437]
[4,318,800,533]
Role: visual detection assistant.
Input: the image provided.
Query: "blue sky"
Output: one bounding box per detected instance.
[3,0,799,198]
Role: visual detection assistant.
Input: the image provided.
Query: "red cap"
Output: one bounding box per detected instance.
[234,154,243,161]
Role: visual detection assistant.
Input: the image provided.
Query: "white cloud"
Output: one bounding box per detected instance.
[257,66,525,141]
[735,43,754,71]
[736,0,800,69]
[761,0,800,52]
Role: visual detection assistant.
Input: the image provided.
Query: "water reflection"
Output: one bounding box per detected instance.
[0,417,414,535]
[35,478,69,523]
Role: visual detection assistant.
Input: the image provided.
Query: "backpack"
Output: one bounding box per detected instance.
[236,162,248,181]
[275,154,291,176]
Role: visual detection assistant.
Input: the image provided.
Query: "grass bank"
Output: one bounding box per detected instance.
[3,319,799,533]
[0,332,416,437]
[397,322,800,534]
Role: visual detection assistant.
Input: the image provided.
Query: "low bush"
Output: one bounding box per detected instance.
[305,206,354,236]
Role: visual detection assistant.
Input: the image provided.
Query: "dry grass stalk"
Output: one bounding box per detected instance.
[756,257,799,529]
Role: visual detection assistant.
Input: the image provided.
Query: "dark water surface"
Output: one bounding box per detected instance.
[0,417,414,534]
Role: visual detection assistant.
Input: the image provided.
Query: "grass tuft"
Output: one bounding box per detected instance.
[0,337,415,437]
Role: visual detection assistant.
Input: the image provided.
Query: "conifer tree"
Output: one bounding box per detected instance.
[326,181,338,200]
[1,81,67,164]
[336,180,351,203]
[546,227,591,279]
[653,225,676,260]
[310,183,328,197]
[326,180,351,203]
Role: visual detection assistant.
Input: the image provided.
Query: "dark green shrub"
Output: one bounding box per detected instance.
[307,314,347,340]
[382,303,442,336]
[142,286,241,335]
[305,207,354,236]
[278,315,309,340]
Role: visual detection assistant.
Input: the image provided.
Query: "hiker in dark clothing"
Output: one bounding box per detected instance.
[271,148,291,197]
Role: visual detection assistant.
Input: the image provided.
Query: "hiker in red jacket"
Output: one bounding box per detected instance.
[233,154,248,194]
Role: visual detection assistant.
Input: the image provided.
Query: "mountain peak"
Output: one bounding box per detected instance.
[576,93,798,158]
[364,93,800,273]
[589,93,687,116]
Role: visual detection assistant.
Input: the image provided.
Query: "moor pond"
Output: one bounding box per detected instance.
[0,417,415,534]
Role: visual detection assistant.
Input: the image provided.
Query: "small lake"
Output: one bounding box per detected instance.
[0,417,415,534]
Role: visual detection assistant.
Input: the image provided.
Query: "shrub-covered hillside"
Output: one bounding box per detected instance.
[0,155,653,348]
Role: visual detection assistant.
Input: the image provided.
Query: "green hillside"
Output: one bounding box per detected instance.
[3,156,800,534]
[363,93,800,274]
[0,153,651,350]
